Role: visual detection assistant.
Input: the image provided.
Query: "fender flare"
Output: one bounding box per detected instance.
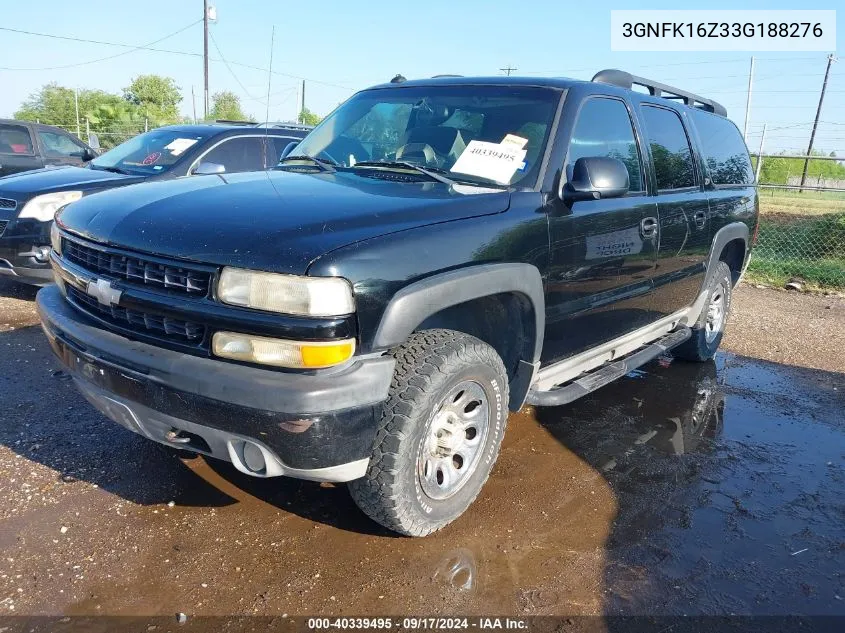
[372,263,546,364]
[706,222,749,276]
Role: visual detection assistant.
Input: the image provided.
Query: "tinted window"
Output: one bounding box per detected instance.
[641,106,696,191]
[0,124,34,155]
[38,131,86,158]
[566,98,643,191]
[690,110,753,185]
[201,137,265,173]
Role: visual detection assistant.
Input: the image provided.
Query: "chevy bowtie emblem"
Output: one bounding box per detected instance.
[86,278,122,307]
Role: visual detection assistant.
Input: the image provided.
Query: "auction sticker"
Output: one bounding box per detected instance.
[450,141,527,184]
[165,138,199,156]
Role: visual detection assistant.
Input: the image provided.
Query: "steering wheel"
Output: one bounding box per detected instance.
[395,142,439,167]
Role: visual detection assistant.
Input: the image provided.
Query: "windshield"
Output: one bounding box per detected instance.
[91,129,210,175]
[290,85,560,187]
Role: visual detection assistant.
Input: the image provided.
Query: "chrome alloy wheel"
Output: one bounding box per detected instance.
[418,380,490,500]
[704,281,727,343]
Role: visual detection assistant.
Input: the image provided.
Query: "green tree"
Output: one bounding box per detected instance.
[123,75,182,122]
[209,91,250,122]
[298,107,322,126]
[14,83,146,148]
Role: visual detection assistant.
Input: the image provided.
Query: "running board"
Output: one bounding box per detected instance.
[525,327,692,407]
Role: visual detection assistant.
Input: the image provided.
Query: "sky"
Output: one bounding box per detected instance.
[0,0,842,155]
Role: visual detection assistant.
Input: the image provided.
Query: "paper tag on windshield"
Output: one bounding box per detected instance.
[164,138,199,156]
[501,134,528,149]
[450,140,527,184]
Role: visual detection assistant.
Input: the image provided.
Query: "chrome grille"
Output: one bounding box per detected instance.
[63,237,211,296]
[67,285,206,344]
[0,198,16,210]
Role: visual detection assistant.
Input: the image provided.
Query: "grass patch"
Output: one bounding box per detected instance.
[746,256,845,289]
[748,211,845,289]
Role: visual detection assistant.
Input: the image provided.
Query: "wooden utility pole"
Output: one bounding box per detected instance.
[800,54,837,191]
[203,0,210,119]
[499,65,517,76]
[300,79,306,122]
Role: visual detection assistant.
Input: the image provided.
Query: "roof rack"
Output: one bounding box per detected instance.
[591,69,727,117]
[253,122,314,131]
[214,119,256,126]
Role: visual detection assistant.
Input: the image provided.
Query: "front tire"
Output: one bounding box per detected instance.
[674,261,733,362]
[349,329,509,536]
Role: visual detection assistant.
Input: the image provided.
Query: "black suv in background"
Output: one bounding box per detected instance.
[0,122,310,285]
[0,119,99,177]
[37,71,758,536]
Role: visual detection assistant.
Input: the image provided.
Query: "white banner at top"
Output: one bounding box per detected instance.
[611,10,836,52]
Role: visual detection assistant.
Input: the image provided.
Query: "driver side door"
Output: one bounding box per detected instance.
[543,96,658,366]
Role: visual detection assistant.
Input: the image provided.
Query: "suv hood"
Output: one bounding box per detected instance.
[0,166,144,200]
[57,169,511,275]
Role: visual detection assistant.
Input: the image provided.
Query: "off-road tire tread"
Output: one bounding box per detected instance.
[348,329,508,537]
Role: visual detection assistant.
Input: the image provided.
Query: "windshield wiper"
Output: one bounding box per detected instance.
[278,155,336,172]
[92,165,130,175]
[352,161,461,186]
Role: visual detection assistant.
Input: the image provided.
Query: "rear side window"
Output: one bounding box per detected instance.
[641,106,696,191]
[0,124,34,155]
[566,97,643,192]
[691,110,754,185]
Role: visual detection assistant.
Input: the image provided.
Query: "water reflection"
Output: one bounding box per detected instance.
[423,360,726,613]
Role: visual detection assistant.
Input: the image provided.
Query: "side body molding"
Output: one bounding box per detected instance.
[372,263,546,363]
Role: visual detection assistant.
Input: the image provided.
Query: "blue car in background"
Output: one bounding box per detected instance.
[0,122,310,285]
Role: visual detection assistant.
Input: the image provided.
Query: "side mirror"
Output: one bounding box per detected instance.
[87,133,100,150]
[562,157,629,203]
[82,148,97,162]
[192,161,226,175]
[279,141,298,161]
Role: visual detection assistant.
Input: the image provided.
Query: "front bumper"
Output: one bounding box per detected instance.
[36,285,395,481]
[0,217,53,286]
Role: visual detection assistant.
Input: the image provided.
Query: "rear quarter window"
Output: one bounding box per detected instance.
[0,124,34,155]
[691,110,754,185]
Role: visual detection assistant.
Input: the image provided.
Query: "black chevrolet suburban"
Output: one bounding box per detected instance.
[36,70,758,536]
[0,123,310,285]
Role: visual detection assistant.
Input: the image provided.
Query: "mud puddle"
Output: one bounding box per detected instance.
[0,305,843,616]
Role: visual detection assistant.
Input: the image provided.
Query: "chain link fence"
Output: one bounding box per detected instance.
[747,187,845,290]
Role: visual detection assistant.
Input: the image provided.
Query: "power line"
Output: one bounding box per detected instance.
[518,55,829,76]
[208,30,263,104]
[0,24,355,92]
[0,21,202,71]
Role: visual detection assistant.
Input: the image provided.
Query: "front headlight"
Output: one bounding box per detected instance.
[19,191,83,222]
[217,267,355,316]
[50,222,62,255]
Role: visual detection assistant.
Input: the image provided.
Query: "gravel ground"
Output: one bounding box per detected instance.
[723,284,845,374]
[0,278,842,620]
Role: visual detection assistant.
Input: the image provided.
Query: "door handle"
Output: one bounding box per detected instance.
[693,210,707,229]
[640,216,658,239]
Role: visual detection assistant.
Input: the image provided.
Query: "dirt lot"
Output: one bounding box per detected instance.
[0,279,843,619]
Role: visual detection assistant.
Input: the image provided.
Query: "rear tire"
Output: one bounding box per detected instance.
[674,261,733,362]
[349,329,509,536]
